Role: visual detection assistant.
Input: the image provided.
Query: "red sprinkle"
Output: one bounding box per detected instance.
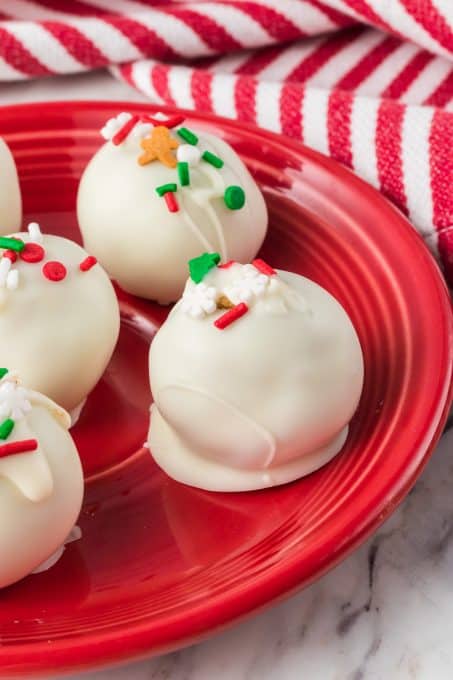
[3,250,17,263]
[43,261,67,282]
[79,255,97,272]
[252,259,276,276]
[20,242,45,263]
[218,260,235,269]
[0,439,38,458]
[215,302,249,330]
[112,114,140,145]
[164,192,179,213]
[142,114,185,129]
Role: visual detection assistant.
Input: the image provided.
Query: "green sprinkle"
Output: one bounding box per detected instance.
[0,368,8,380]
[224,185,246,210]
[0,418,14,441]
[178,161,190,186]
[155,183,177,197]
[189,252,221,284]
[0,237,25,252]
[177,127,199,145]
[202,150,224,169]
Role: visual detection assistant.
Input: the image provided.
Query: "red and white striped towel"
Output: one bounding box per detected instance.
[0,1,451,282]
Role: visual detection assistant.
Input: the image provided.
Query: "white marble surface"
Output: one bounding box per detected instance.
[1,71,452,680]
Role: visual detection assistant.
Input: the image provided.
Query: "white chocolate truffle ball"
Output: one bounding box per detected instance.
[148,259,364,491]
[0,137,21,234]
[0,372,83,588]
[0,224,120,412]
[77,113,268,303]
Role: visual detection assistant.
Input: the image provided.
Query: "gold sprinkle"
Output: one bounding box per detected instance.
[217,295,234,310]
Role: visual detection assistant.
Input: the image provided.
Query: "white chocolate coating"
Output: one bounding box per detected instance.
[0,138,22,234]
[0,374,83,588]
[148,266,364,491]
[0,230,120,411]
[77,119,268,303]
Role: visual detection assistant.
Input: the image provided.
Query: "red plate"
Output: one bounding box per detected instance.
[0,101,451,677]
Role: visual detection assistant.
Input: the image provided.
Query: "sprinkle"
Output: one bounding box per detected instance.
[27,222,43,243]
[0,369,8,380]
[225,264,269,304]
[164,192,179,213]
[181,282,217,318]
[218,260,235,269]
[139,126,179,168]
[152,112,170,121]
[6,270,19,290]
[177,161,190,186]
[0,439,38,458]
[20,243,45,263]
[0,381,32,421]
[101,112,131,140]
[0,237,24,253]
[112,114,140,145]
[142,114,185,129]
[202,150,224,169]
[131,121,152,140]
[224,185,245,210]
[79,255,97,272]
[189,252,221,283]
[0,258,11,286]
[177,127,199,145]
[215,302,249,330]
[156,183,177,197]
[0,418,14,440]
[43,261,67,282]
[3,250,17,263]
[177,144,202,166]
[252,259,276,276]
[217,295,234,310]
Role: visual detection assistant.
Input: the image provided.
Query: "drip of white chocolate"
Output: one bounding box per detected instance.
[0,373,70,501]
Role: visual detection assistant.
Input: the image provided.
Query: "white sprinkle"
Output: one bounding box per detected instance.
[117,112,132,125]
[100,121,114,140]
[225,265,270,305]
[0,382,32,421]
[6,269,18,290]
[131,122,153,139]
[27,222,43,243]
[190,304,204,319]
[181,282,217,318]
[100,112,133,140]
[177,144,202,167]
[0,258,11,287]
[153,112,169,121]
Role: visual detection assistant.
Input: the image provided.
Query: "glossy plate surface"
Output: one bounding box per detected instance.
[0,101,451,677]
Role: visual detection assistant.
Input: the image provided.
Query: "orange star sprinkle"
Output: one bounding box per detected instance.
[138,126,179,168]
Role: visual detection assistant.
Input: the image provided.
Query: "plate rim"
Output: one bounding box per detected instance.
[0,99,452,676]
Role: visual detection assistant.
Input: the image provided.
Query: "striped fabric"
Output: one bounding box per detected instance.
[0,1,451,282]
